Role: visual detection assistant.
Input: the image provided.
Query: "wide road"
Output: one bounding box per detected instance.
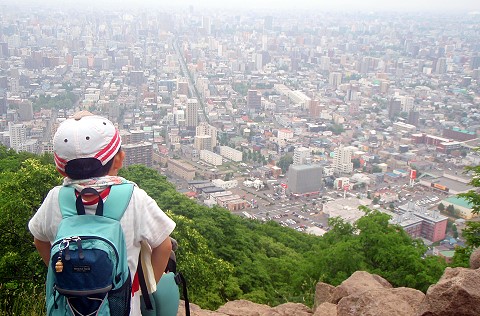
[172,37,208,123]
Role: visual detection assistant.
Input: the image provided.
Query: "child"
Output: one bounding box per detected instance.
[28,111,175,315]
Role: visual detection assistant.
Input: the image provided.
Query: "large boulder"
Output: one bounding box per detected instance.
[177,301,227,316]
[331,271,392,303]
[313,282,335,311]
[216,300,272,316]
[470,247,480,269]
[313,302,337,316]
[416,267,480,316]
[263,302,312,316]
[337,287,424,316]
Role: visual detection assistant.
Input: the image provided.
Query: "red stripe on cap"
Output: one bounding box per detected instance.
[94,129,121,164]
[54,153,67,171]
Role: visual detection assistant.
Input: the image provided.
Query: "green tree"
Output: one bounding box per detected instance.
[352,158,361,169]
[452,158,480,266]
[0,158,62,313]
[446,205,456,216]
[329,124,344,135]
[438,203,445,212]
[372,165,383,173]
[276,154,293,174]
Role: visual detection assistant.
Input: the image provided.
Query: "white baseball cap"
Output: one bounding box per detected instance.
[53,114,121,176]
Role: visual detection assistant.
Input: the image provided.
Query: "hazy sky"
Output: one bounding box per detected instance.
[5,0,480,13]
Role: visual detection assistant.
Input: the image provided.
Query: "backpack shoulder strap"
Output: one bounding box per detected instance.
[103,183,134,221]
[58,186,77,219]
[58,183,134,220]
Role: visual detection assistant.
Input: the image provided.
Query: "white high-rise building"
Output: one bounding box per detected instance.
[196,122,217,148]
[333,145,355,174]
[293,147,311,165]
[8,122,26,152]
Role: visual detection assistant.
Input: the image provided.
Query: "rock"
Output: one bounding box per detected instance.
[331,271,392,303]
[313,282,335,311]
[469,247,480,269]
[417,267,480,316]
[313,302,337,316]
[216,300,272,316]
[262,302,312,316]
[337,287,424,316]
[177,301,228,316]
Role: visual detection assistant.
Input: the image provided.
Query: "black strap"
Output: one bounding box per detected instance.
[75,187,104,216]
[137,254,153,311]
[174,272,190,316]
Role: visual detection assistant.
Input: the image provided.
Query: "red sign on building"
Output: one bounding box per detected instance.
[410,169,417,179]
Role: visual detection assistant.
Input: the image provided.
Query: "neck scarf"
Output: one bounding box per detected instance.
[63,176,133,193]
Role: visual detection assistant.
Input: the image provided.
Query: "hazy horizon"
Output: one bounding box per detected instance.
[2,0,480,14]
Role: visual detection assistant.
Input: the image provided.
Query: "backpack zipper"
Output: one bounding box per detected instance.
[52,236,120,271]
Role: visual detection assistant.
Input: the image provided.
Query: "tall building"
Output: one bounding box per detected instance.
[18,100,33,121]
[122,142,153,167]
[293,147,311,165]
[0,95,7,115]
[408,110,420,126]
[287,164,323,195]
[8,122,26,152]
[264,16,273,31]
[247,90,261,112]
[328,72,342,89]
[400,96,414,113]
[177,78,189,96]
[196,122,217,148]
[470,55,480,70]
[186,98,198,130]
[388,98,402,119]
[333,145,355,174]
[194,135,212,151]
[435,57,447,74]
[308,99,321,117]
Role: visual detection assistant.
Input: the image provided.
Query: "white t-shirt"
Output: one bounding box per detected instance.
[28,184,176,316]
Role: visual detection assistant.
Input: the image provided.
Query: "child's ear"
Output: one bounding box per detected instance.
[110,151,125,175]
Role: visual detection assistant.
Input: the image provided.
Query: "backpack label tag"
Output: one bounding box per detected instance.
[73,265,91,273]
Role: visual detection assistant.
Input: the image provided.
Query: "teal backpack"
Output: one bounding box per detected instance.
[139,238,190,316]
[46,184,134,316]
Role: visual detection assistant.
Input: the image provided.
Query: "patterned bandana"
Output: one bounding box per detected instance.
[63,176,134,193]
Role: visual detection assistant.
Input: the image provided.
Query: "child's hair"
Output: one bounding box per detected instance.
[64,156,116,180]
[53,113,122,179]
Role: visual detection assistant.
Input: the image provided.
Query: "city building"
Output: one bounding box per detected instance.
[247,89,261,112]
[441,196,476,220]
[200,149,222,166]
[8,122,26,152]
[293,147,311,165]
[196,122,217,148]
[333,145,355,174]
[397,202,448,242]
[219,146,242,162]
[194,135,212,151]
[122,142,153,167]
[186,98,198,129]
[167,158,196,181]
[287,164,323,196]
